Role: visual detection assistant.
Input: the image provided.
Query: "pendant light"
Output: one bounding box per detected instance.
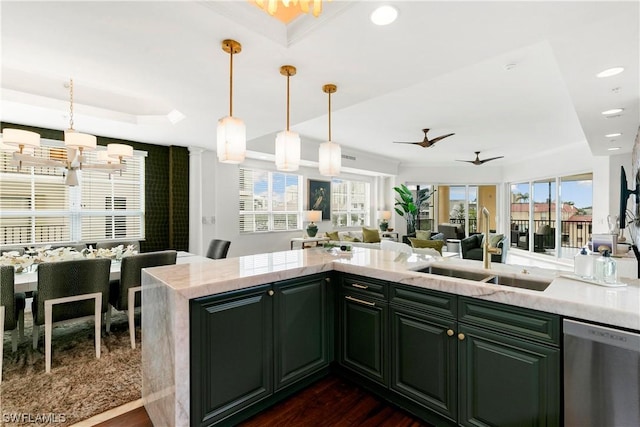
[275,65,301,172]
[217,39,246,164]
[318,83,341,176]
[64,78,97,168]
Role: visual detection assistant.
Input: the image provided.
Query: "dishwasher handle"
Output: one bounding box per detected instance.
[564,319,640,352]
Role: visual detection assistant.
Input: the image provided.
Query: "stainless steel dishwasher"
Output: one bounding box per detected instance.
[564,319,640,427]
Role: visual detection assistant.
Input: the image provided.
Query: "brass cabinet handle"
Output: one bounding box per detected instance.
[447,329,454,337]
[325,277,331,283]
[345,295,375,307]
[458,333,465,341]
[352,283,369,289]
[268,290,274,296]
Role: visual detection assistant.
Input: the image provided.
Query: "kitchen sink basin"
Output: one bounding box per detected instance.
[420,266,493,282]
[486,275,552,292]
[416,266,552,291]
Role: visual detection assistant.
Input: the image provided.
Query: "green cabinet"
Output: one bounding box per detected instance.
[190,273,332,427]
[386,284,560,427]
[190,284,273,427]
[338,275,388,385]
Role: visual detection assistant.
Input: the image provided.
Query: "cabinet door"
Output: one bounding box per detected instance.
[274,274,330,390]
[339,293,387,385]
[390,306,457,421]
[190,285,273,427]
[458,324,560,427]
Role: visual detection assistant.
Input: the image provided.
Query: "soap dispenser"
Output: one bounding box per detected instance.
[595,250,617,284]
[574,247,593,279]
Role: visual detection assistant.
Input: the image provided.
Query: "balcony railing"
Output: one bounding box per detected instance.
[510,219,592,249]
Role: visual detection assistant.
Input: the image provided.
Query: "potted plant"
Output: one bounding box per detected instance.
[394,184,435,237]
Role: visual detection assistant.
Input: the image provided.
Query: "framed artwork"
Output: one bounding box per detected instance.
[308,179,331,220]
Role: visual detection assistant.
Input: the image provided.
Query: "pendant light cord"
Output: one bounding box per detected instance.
[229,49,234,117]
[69,78,75,131]
[286,73,290,131]
[328,90,332,141]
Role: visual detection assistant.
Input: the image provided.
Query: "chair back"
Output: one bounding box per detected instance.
[380,240,413,255]
[206,239,231,260]
[96,240,140,252]
[113,250,177,311]
[33,258,112,326]
[0,266,17,331]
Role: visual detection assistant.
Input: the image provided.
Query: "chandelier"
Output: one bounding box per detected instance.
[217,39,246,164]
[253,0,329,18]
[1,78,133,185]
[318,83,340,176]
[275,65,301,172]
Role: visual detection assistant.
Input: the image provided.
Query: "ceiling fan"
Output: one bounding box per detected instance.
[393,128,455,148]
[457,151,504,165]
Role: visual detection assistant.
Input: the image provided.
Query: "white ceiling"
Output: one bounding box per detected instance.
[1,1,638,169]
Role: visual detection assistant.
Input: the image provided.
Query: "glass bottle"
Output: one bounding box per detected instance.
[574,247,594,279]
[594,250,617,284]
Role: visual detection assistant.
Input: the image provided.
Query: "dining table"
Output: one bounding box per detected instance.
[13,251,207,294]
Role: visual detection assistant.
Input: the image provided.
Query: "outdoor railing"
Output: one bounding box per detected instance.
[510,219,592,249]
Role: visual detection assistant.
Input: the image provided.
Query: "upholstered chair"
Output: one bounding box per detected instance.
[1,266,26,383]
[106,250,177,348]
[206,239,231,260]
[32,258,112,373]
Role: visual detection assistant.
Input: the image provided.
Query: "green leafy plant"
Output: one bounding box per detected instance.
[393,184,436,236]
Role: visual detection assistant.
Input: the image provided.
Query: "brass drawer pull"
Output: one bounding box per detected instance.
[268,290,275,296]
[351,283,369,290]
[458,333,465,341]
[447,329,455,337]
[345,295,375,307]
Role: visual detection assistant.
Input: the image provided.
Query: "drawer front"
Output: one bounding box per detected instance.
[341,274,387,300]
[458,297,560,346]
[390,283,457,319]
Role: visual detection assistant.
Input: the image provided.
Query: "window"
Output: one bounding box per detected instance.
[0,141,146,245]
[331,179,370,227]
[239,168,302,233]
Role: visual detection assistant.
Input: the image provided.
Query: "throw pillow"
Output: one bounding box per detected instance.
[362,227,381,243]
[408,238,444,254]
[342,235,361,242]
[431,232,445,241]
[326,231,340,241]
[416,230,431,240]
[489,233,504,248]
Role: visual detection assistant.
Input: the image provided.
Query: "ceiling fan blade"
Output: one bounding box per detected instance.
[479,156,504,164]
[393,141,421,144]
[428,133,455,145]
[456,160,476,164]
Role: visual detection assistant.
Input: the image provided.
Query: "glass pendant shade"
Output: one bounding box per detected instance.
[64,130,97,150]
[275,130,300,171]
[217,116,247,164]
[319,140,341,176]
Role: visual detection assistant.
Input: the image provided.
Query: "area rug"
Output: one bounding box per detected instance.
[1,312,141,426]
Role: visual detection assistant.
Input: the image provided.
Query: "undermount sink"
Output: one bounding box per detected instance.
[417,266,552,292]
[486,275,552,292]
[419,266,494,282]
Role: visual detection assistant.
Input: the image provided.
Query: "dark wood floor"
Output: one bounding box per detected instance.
[96,375,432,427]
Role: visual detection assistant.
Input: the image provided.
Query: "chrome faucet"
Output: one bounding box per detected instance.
[482,207,501,269]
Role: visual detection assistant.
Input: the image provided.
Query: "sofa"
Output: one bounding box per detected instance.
[460,233,508,263]
[325,230,388,249]
[437,223,465,240]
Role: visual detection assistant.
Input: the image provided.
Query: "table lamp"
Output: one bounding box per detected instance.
[378,210,391,231]
[305,210,322,237]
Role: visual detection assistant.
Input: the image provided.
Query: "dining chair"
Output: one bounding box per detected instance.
[206,239,231,260]
[1,265,26,383]
[32,258,111,373]
[106,250,177,348]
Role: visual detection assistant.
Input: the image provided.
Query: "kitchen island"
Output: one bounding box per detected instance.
[141,247,640,427]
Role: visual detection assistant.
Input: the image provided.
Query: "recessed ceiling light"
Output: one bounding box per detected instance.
[371,5,398,25]
[608,147,621,151]
[597,67,624,78]
[601,108,624,115]
[605,133,622,138]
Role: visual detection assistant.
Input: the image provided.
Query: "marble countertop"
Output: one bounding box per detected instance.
[144,247,640,331]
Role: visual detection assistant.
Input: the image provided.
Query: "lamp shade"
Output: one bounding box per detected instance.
[305,210,322,223]
[107,143,134,159]
[319,140,341,176]
[64,130,97,150]
[96,150,113,163]
[379,210,392,221]
[275,130,300,171]
[2,128,41,149]
[217,115,246,164]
